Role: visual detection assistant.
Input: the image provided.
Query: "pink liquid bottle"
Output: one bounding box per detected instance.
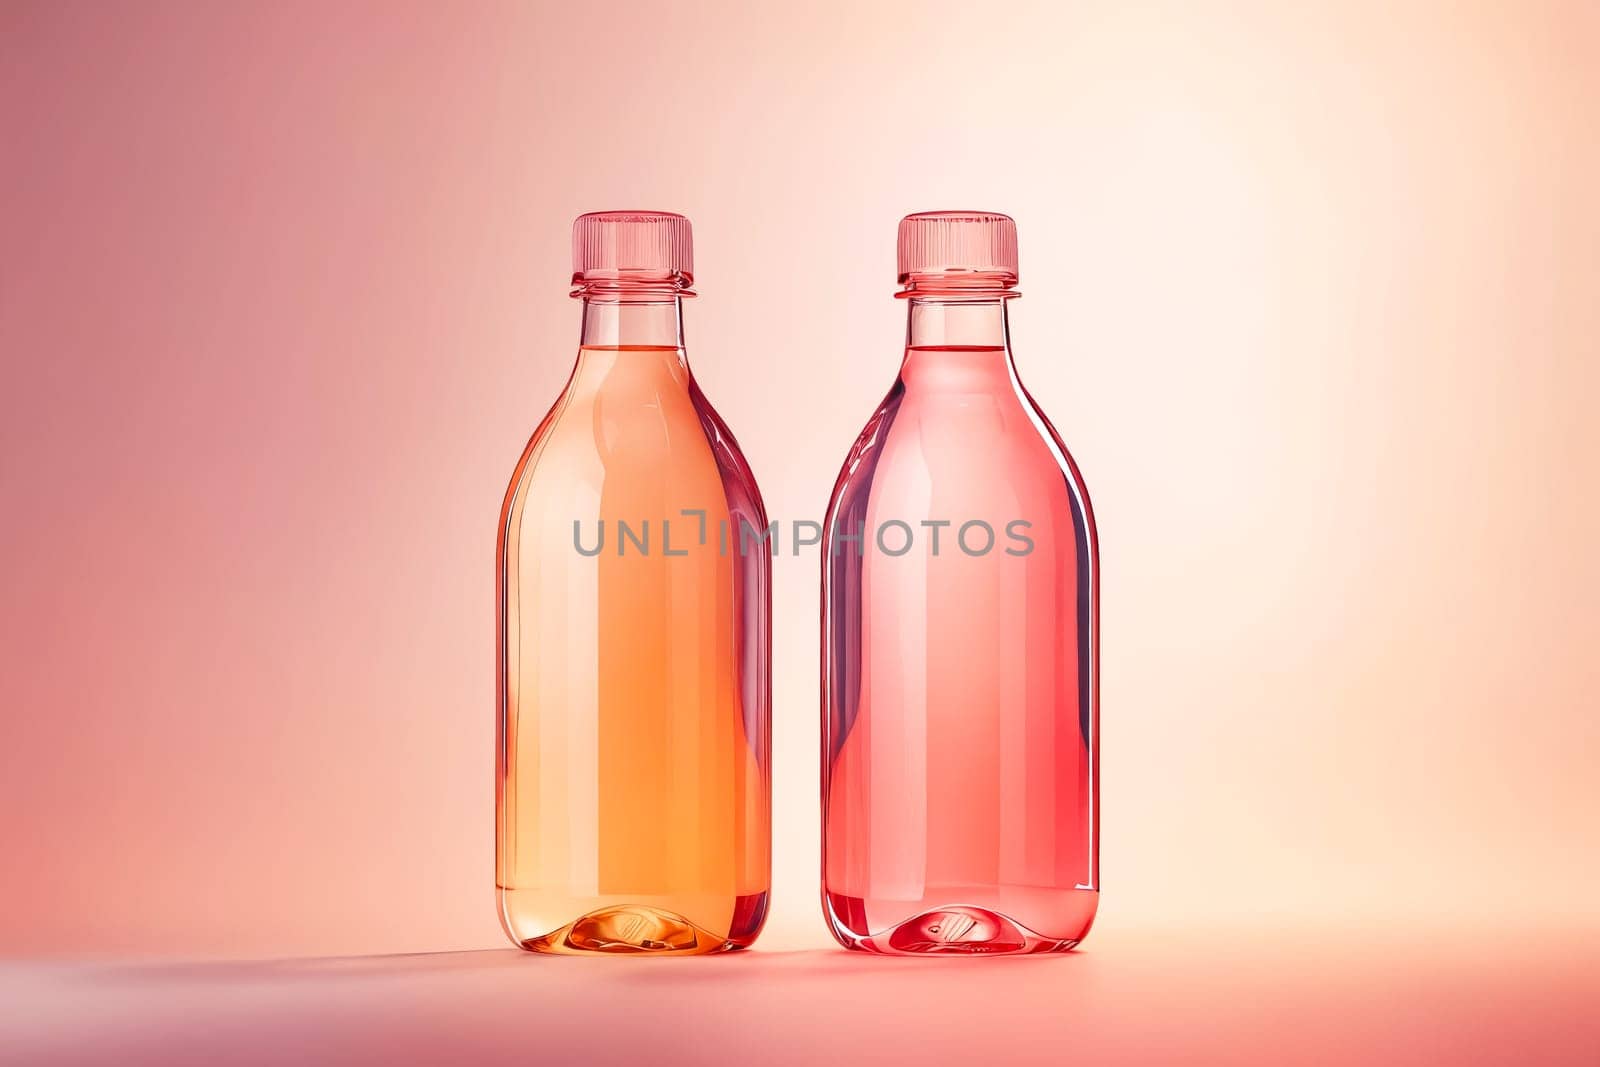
[821,212,1099,954]
[497,212,770,955]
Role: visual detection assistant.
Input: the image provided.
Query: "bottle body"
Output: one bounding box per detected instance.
[498,283,770,954]
[822,294,1098,954]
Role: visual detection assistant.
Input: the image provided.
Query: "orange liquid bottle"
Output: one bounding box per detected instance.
[497,212,770,954]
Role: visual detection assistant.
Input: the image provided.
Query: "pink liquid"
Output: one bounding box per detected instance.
[822,294,1098,954]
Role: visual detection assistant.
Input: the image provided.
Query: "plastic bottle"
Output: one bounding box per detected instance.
[497,212,770,955]
[822,211,1099,954]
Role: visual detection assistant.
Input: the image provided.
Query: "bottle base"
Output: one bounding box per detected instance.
[824,888,1096,956]
[500,889,767,956]
[518,904,725,956]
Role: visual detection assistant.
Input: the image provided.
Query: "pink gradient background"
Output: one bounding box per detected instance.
[2,1,1596,1062]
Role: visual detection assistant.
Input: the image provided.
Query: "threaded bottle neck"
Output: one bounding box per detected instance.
[579,293,685,350]
[905,294,1012,352]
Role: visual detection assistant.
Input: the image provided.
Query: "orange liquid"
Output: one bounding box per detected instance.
[497,344,770,954]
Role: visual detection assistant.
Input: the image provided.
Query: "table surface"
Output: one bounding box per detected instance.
[6,921,1597,1065]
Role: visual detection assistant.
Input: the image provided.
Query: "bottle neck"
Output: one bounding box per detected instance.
[899,295,1021,391]
[908,294,1004,351]
[579,294,686,350]
[905,295,1012,351]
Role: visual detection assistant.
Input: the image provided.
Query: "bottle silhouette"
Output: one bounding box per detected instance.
[497,212,770,955]
[821,212,1099,954]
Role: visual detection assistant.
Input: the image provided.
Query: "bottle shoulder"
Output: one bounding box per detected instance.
[827,373,1092,517]
[500,370,765,525]
[1013,382,1097,525]
[825,380,907,516]
[499,373,579,521]
[686,379,767,522]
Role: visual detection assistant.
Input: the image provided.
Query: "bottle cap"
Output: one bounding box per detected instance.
[897,211,1018,286]
[572,211,694,288]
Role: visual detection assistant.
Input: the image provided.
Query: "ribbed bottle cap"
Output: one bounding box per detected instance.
[897,211,1018,285]
[572,211,694,286]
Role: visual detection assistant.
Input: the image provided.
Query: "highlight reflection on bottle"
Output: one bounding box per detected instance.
[497,212,770,955]
[822,212,1099,954]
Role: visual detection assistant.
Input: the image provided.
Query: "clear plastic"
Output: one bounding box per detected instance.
[821,213,1098,954]
[497,214,769,955]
